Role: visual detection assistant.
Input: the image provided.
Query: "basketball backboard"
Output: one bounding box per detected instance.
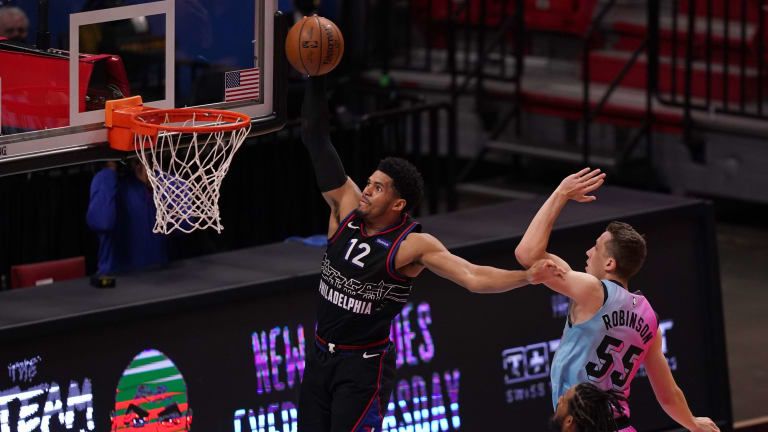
[0,0,285,175]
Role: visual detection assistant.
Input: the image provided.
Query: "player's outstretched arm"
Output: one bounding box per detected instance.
[515,168,605,269]
[537,267,606,309]
[411,233,565,293]
[300,75,361,234]
[645,329,721,432]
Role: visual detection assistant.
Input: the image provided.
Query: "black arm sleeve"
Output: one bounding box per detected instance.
[300,76,348,192]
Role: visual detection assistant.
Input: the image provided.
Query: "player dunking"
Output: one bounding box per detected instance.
[296,75,564,431]
[515,168,719,432]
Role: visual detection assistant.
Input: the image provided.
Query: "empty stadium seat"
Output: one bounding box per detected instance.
[10,256,86,289]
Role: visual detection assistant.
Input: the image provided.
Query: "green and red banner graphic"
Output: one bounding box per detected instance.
[111,349,192,431]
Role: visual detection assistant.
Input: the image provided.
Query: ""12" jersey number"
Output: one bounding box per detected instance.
[345,239,371,268]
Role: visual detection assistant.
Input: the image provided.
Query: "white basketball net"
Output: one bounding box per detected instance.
[133,112,251,234]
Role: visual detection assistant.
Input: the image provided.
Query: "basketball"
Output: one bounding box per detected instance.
[285,15,345,76]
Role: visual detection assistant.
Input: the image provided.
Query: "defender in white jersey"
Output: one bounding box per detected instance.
[515,168,719,432]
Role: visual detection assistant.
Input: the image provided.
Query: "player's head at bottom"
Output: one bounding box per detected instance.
[550,382,627,432]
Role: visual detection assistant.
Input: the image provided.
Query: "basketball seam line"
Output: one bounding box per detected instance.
[330,21,342,71]
[298,17,310,76]
[315,15,322,76]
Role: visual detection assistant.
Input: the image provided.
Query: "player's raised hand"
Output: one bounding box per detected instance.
[691,417,719,432]
[555,167,606,203]
[526,259,566,285]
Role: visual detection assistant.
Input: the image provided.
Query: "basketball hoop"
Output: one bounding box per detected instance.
[105,96,251,234]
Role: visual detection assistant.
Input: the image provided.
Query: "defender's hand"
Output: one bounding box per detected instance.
[691,417,719,432]
[526,259,566,285]
[555,167,606,203]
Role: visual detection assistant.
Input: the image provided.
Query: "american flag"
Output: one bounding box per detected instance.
[224,68,260,102]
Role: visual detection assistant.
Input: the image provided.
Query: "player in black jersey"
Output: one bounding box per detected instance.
[297,75,565,432]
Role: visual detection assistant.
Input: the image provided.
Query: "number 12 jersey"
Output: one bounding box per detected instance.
[316,211,421,345]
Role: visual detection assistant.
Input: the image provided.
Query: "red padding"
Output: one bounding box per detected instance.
[10,256,86,289]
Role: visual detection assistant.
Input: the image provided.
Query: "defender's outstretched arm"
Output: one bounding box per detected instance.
[515,168,605,269]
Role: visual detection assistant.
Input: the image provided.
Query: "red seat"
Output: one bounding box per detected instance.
[680,0,760,21]
[411,0,507,26]
[10,256,86,289]
[412,0,597,33]
[522,0,598,35]
[410,0,598,50]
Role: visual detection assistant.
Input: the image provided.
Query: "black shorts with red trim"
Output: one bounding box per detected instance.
[298,336,396,432]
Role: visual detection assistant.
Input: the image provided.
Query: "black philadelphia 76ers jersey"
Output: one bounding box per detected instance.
[317,210,421,345]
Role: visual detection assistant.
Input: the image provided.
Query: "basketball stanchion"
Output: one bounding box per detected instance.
[105,96,251,234]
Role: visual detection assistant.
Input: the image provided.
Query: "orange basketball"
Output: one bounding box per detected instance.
[285,15,345,76]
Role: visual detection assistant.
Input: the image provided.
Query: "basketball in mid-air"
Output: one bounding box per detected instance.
[285,15,345,76]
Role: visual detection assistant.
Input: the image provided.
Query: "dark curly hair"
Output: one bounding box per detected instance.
[376,157,424,213]
[568,383,627,432]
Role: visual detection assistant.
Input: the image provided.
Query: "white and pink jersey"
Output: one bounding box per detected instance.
[550,280,659,421]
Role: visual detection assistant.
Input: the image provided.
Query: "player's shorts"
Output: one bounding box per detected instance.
[298,335,396,432]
